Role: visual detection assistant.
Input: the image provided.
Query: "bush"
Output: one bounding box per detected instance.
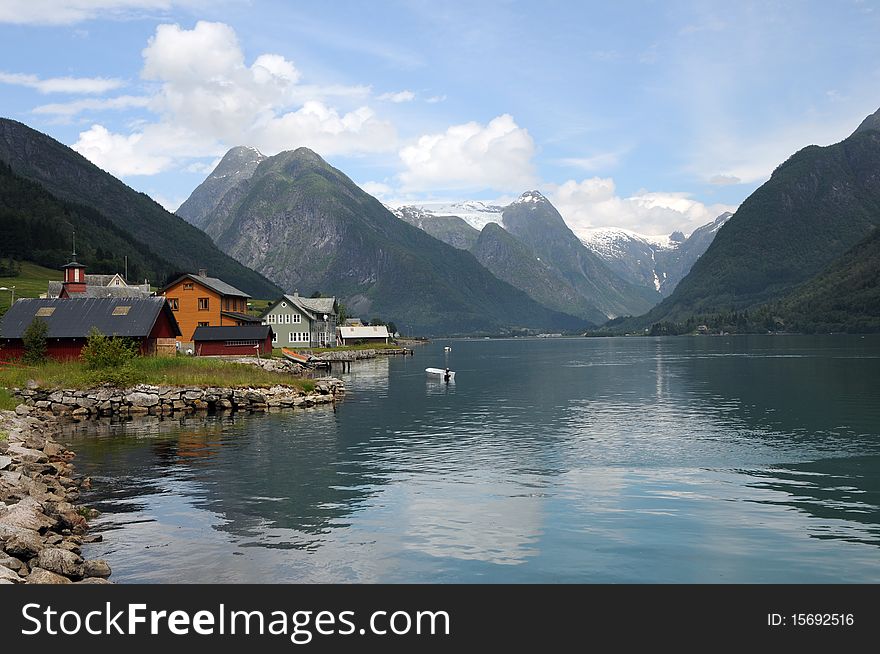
[22,317,48,364]
[80,328,139,370]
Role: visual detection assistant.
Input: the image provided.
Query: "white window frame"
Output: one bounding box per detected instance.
[292,313,302,324]
[272,332,277,344]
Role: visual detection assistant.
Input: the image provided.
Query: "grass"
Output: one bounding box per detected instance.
[0,261,61,313]
[274,342,402,355]
[0,357,315,392]
[0,387,17,411]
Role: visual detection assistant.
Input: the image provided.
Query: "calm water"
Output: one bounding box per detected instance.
[68,335,880,583]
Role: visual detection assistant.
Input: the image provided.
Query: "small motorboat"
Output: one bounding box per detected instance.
[426,367,455,380]
[282,348,330,369]
[443,346,452,352]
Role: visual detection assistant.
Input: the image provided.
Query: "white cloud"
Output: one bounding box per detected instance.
[359,181,393,199]
[708,174,741,186]
[0,71,123,94]
[71,21,396,177]
[425,95,446,104]
[546,177,737,237]
[378,90,415,103]
[32,95,150,116]
[398,114,537,192]
[73,124,170,176]
[0,0,179,25]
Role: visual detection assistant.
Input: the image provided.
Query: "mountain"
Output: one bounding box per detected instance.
[853,106,880,135]
[390,205,479,250]
[187,147,587,335]
[632,123,880,327]
[397,200,505,231]
[581,213,732,296]
[470,222,607,325]
[499,191,659,318]
[0,161,175,283]
[177,146,266,230]
[0,119,280,298]
[778,226,880,333]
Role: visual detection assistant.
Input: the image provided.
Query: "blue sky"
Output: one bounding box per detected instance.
[1,0,879,237]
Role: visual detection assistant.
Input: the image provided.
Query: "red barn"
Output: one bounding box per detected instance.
[0,297,180,361]
[192,324,274,356]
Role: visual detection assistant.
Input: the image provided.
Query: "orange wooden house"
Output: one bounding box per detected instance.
[161,269,259,342]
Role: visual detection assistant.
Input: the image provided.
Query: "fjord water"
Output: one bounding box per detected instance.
[70,336,880,583]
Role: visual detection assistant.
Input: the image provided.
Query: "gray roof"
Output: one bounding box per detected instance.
[220,311,262,323]
[192,325,272,341]
[0,297,179,339]
[162,273,250,298]
[47,280,151,298]
[296,296,337,316]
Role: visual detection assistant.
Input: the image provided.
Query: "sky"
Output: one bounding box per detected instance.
[1,0,879,238]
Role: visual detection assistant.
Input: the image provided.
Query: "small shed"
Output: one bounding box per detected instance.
[336,324,390,346]
[192,324,274,356]
[0,297,180,361]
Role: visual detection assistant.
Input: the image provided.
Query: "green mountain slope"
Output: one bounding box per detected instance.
[470,222,606,324]
[501,191,660,318]
[0,118,280,297]
[778,226,880,333]
[0,162,175,284]
[391,206,480,250]
[633,126,880,326]
[199,147,586,335]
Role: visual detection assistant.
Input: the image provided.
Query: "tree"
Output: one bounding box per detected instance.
[310,291,323,298]
[80,327,139,369]
[22,317,48,364]
[387,321,397,336]
[336,302,348,324]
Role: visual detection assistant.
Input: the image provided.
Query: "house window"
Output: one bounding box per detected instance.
[272,332,277,344]
[289,332,295,343]
[225,340,260,347]
[168,298,179,311]
[35,307,55,317]
[198,321,209,327]
[301,332,309,342]
[281,302,287,307]
[292,314,301,323]
[198,297,210,310]
[112,306,131,316]
[183,282,194,290]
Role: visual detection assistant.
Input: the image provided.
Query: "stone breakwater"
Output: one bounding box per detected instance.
[14,378,345,419]
[309,348,412,362]
[1,408,110,584]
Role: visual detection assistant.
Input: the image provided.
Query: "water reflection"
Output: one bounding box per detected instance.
[68,336,880,582]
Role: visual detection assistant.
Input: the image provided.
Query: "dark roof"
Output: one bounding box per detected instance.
[162,273,250,298]
[192,324,273,341]
[221,311,262,323]
[48,279,152,298]
[263,294,337,321]
[0,297,180,339]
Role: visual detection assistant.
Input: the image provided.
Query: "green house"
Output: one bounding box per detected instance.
[261,293,338,348]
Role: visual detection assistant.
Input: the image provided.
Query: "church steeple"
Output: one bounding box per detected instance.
[61,231,87,297]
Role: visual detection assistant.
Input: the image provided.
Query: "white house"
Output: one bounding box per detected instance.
[261,293,338,347]
[336,324,390,346]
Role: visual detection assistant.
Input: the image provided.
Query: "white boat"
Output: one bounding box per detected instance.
[426,367,455,380]
[444,346,452,352]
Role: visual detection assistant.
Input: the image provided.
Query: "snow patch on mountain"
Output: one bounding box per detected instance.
[387,200,505,231]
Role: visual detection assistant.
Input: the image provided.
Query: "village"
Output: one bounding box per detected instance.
[0,250,398,365]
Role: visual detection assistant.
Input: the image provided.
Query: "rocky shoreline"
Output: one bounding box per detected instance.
[307,347,413,362]
[1,407,110,584]
[1,377,345,583]
[13,378,345,419]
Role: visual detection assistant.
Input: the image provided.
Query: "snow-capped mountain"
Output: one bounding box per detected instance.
[391,200,504,231]
[580,212,733,296]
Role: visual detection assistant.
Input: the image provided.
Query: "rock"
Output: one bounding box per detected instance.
[34,548,83,577]
[82,533,102,543]
[5,443,47,464]
[127,392,159,407]
[1,529,44,558]
[27,567,72,584]
[0,565,23,583]
[43,442,62,457]
[82,559,111,578]
[14,405,30,416]
[0,496,57,531]
[0,456,11,471]
[34,401,51,409]
[72,407,90,418]
[1,555,28,576]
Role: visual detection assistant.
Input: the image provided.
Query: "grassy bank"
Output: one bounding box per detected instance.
[275,343,403,355]
[0,261,61,313]
[0,357,315,392]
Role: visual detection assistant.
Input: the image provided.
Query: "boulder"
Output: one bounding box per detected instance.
[27,567,72,584]
[0,555,28,576]
[0,496,57,531]
[127,392,159,407]
[14,405,30,416]
[0,456,11,471]
[5,443,47,464]
[34,548,83,578]
[0,566,23,584]
[1,529,44,558]
[76,577,112,584]
[82,559,111,578]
